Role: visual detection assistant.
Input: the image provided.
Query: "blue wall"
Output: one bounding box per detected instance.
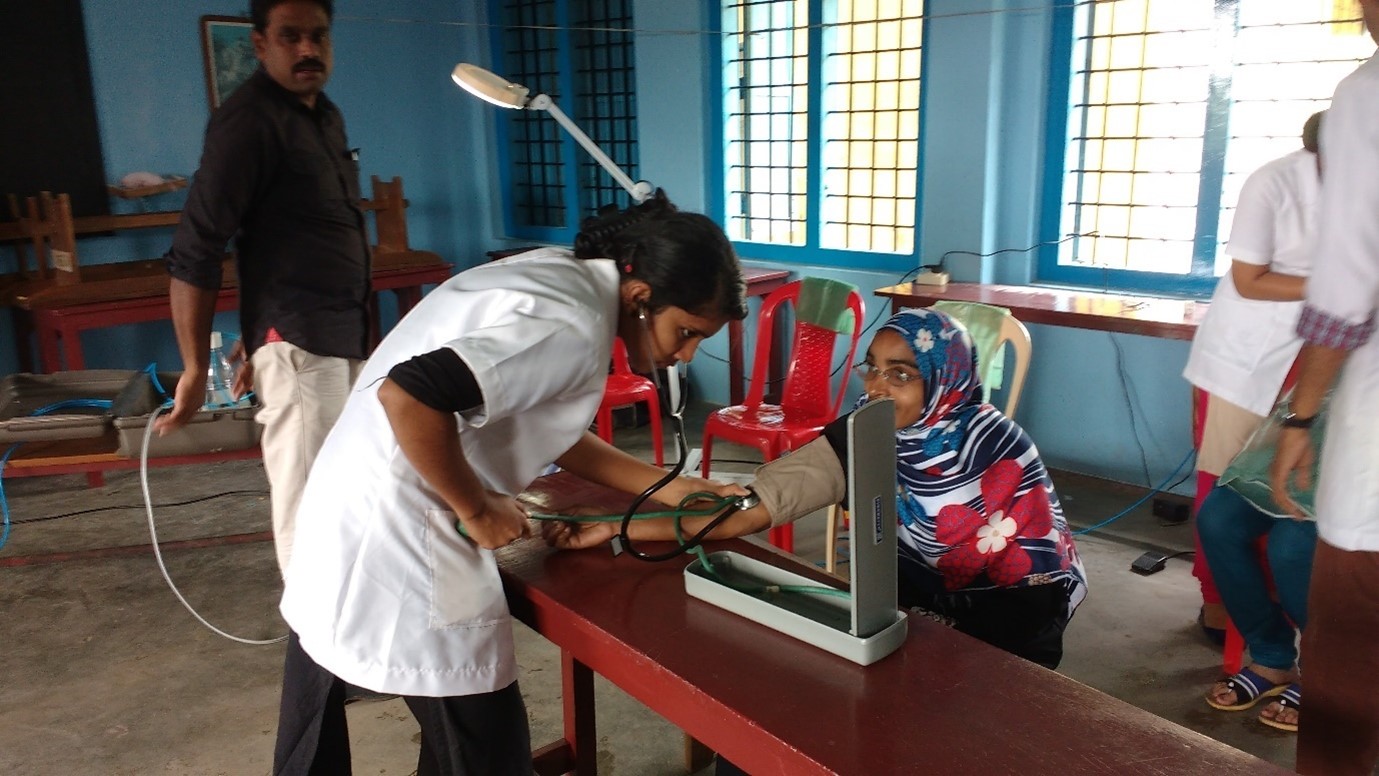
[632,0,1195,492]
[2,1,498,375]
[14,0,1193,492]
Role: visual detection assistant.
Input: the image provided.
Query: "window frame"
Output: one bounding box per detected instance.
[708,0,929,273]
[1040,0,1369,297]
[488,0,640,245]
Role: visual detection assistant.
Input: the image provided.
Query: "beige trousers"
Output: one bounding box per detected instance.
[251,342,362,577]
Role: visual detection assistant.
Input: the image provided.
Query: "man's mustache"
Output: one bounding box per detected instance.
[294,58,325,73]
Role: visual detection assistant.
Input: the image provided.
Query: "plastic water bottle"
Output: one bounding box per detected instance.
[205,331,237,410]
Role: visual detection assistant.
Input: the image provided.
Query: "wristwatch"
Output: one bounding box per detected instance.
[1280,410,1317,429]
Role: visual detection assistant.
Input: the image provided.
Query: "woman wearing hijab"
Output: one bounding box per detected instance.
[545,307,1088,668]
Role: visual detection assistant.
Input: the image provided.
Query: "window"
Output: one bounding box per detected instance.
[1043,0,1373,294]
[717,0,925,270]
[492,0,639,242]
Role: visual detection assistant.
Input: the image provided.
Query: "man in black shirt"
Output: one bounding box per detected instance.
[159,0,369,577]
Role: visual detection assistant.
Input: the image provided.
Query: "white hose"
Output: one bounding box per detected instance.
[140,404,285,645]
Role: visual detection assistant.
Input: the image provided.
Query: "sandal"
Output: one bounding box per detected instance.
[1205,667,1290,711]
[1258,683,1301,732]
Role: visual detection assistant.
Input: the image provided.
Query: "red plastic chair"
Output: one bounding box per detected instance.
[597,337,663,466]
[700,279,864,552]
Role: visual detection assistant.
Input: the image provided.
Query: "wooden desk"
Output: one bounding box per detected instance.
[873,282,1208,340]
[20,261,453,373]
[504,474,1279,775]
[731,267,791,404]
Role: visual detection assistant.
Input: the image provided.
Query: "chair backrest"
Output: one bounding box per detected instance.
[930,300,1031,417]
[743,278,864,420]
[611,336,633,375]
[15,192,80,285]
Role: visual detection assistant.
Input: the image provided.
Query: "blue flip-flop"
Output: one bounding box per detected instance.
[1205,667,1290,711]
[1258,683,1301,732]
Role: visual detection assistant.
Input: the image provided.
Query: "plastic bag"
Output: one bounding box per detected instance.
[1217,389,1328,520]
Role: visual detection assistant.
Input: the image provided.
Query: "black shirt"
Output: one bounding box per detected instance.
[166,69,371,359]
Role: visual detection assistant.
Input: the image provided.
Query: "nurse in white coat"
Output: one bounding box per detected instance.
[1181,111,1321,642]
[272,195,748,775]
[1272,4,1379,769]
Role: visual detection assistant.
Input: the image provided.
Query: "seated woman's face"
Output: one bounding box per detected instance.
[860,329,927,428]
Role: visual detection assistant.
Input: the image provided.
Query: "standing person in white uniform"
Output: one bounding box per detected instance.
[1182,112,1322,645]
[1271,3,1379,771]
[272,194,748,775]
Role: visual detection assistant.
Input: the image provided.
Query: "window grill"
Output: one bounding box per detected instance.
[1053,0,1372,288]
[722,0,924,257]
[496,0,639,235]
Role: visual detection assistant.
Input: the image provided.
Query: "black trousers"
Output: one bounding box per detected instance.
[899,558,1072,669]
[273,631,533,776]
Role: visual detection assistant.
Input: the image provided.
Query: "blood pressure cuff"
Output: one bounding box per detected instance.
[752,432,847,528]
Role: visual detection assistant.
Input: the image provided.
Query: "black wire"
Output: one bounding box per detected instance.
[9,489,270,525]
[1108,333,1152,487]
[1163,550,1195,560]
[930,231,1097,271]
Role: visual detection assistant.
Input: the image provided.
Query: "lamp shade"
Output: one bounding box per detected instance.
[451,63,529,109]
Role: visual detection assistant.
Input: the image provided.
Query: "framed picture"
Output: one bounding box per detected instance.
[200,15,256,110]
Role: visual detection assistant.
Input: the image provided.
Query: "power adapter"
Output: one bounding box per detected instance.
[1130,551,1169,575]
[914,269,950,288]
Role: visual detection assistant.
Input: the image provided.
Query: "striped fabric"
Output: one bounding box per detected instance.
[876,309,1088,609]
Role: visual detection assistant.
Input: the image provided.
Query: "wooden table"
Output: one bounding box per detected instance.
[731,267,791,404]
[17,260,453,373]
[873,282,1208,340]
[504,473,1280,775]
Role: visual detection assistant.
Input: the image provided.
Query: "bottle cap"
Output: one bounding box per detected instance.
[209,331,223,349]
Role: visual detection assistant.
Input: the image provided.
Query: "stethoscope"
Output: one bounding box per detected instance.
[613,305,759,562]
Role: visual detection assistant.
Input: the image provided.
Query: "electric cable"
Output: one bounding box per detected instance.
[1072,448,1195,536]
[139,403,286,646]
[8,490,269,525]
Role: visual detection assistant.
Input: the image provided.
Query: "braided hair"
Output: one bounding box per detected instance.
[574,190,747,322]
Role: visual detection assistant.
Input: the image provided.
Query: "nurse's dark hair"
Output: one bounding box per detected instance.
[1302,110,1324,154]
[574,190,748,321]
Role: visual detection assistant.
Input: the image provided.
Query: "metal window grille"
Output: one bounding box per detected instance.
[497,0,639,233]
[723,0,810,246]
[723,0,925,255]
[820,0,923,254]
[571,0,639,216]
[1056,0,1370,281]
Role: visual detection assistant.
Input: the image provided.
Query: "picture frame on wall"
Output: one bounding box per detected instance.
[200,15,256,110]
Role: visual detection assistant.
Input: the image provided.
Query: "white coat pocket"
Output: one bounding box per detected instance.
[425,508,509,630]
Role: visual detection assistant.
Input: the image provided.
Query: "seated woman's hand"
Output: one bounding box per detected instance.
[541,512,619,550]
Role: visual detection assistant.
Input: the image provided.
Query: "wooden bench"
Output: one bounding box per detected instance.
[0,175,452,371]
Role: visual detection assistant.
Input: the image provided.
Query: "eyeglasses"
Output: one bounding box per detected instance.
[852,362,920,388]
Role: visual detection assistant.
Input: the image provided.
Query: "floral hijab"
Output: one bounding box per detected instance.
[876,309,1087,606]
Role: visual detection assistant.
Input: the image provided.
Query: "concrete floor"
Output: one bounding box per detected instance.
[0,401,1301,774]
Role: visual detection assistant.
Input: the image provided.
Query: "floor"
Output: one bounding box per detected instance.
[0,401,1303,775]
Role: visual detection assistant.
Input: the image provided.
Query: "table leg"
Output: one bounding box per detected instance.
[552,649,598,775]
[35,320,64,373]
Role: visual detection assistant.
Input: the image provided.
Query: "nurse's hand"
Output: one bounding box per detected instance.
[542,518,618,550]
[1269,427,1314,519]
[654,475,749,510]
[459,493,534,549]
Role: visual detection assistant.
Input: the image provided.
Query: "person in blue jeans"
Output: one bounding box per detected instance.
[1199,484,1316,732]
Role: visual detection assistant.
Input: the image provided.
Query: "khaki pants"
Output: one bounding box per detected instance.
[252,342,362,577]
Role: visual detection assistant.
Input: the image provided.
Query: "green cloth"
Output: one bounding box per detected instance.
[797,277,858,334]
[931,300,1009,395]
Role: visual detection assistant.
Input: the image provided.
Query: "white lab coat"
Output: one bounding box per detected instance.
[279,248,619,696]
[1183,149,1318,416]
[1307,54,1379,553]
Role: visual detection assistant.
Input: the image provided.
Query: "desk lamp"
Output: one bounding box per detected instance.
[451,63,654,204]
